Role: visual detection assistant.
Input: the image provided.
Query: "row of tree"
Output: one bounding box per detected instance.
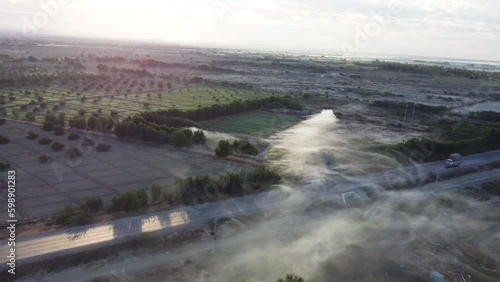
[362,60,496,79]
[469,111,500,122]
[215,140,259,157]
[387,128,500,162]
[140,95,302,123]
[174,166,281,205]
[371,100,447,114]
[113,117,206,147]
[0,71,108,87]
[68,116,115,132]
[97,64,153,77]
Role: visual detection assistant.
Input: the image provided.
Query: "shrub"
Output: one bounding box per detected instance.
[80,197,103,212]
[232,140,258,156]
[82,137,95,146]
[25,112,35,121]
[68,133,80,140]
[161,189,177,204]
[39,155,49,164]
[248,166,281,184]
[151,182,162,202]
[51,142,65,151]
[96,143,112,152]
[38,137,52,145]
[136,190,148,207]
[0,135,10,145]
[111,192,143,212]
[0,162,11,171]
[42,121,54,131]
[54,125,65,136]
[54,205,91,227]
[26,131,39,140]
[66,147,81,158]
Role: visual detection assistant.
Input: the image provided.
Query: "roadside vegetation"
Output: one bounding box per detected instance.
[52,166,281,225]
[50,197,104,227]
[357,60,498,79]
[385,161,500,191]
[387,128,500,161]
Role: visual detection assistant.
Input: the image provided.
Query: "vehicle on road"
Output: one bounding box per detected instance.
[445,153,462,168]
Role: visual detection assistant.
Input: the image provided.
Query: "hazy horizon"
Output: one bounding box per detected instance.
[0,0,499,62]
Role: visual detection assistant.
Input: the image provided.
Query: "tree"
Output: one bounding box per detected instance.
[39,155,49,164]
[57,112,66,126]
[51,142,65,152]
[42,121,54,131]
[151,182,162,202]
[68,133,80,140]
[25,112,35,122]
[87,116,98,130]
[277,274,304,282]
[192,130,206,144]
[69,116,87,129]
[38,137,52,145]
[96,143,112,152]
[484,128,500,146]
[26,131,39,140]
[215,140,232,157]
[0,135,10,144]
[172,129,187,147]
[54,125,65,136]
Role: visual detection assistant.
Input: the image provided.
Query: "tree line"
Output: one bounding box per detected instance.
[360,60,497,79]
[371,100,447,114]
[97,64,152,77]
[0,71,108,87]
[387,128,500,162]
[469,111,500,122]
[113,115,206,147]
[215,139,259,157]
[140,95,302,123]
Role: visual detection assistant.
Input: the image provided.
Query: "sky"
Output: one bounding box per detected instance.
[0,0,499,61]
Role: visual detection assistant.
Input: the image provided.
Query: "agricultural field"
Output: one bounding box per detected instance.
[199,111,304,136]
[0,85,274,124]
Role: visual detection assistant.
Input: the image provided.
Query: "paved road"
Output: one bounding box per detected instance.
[1,150,499,268]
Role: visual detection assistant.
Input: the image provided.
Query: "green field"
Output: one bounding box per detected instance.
[0,86,274,123]
[199,111,303,136]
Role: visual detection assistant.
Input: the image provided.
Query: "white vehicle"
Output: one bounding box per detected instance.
[445,153,462,168]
